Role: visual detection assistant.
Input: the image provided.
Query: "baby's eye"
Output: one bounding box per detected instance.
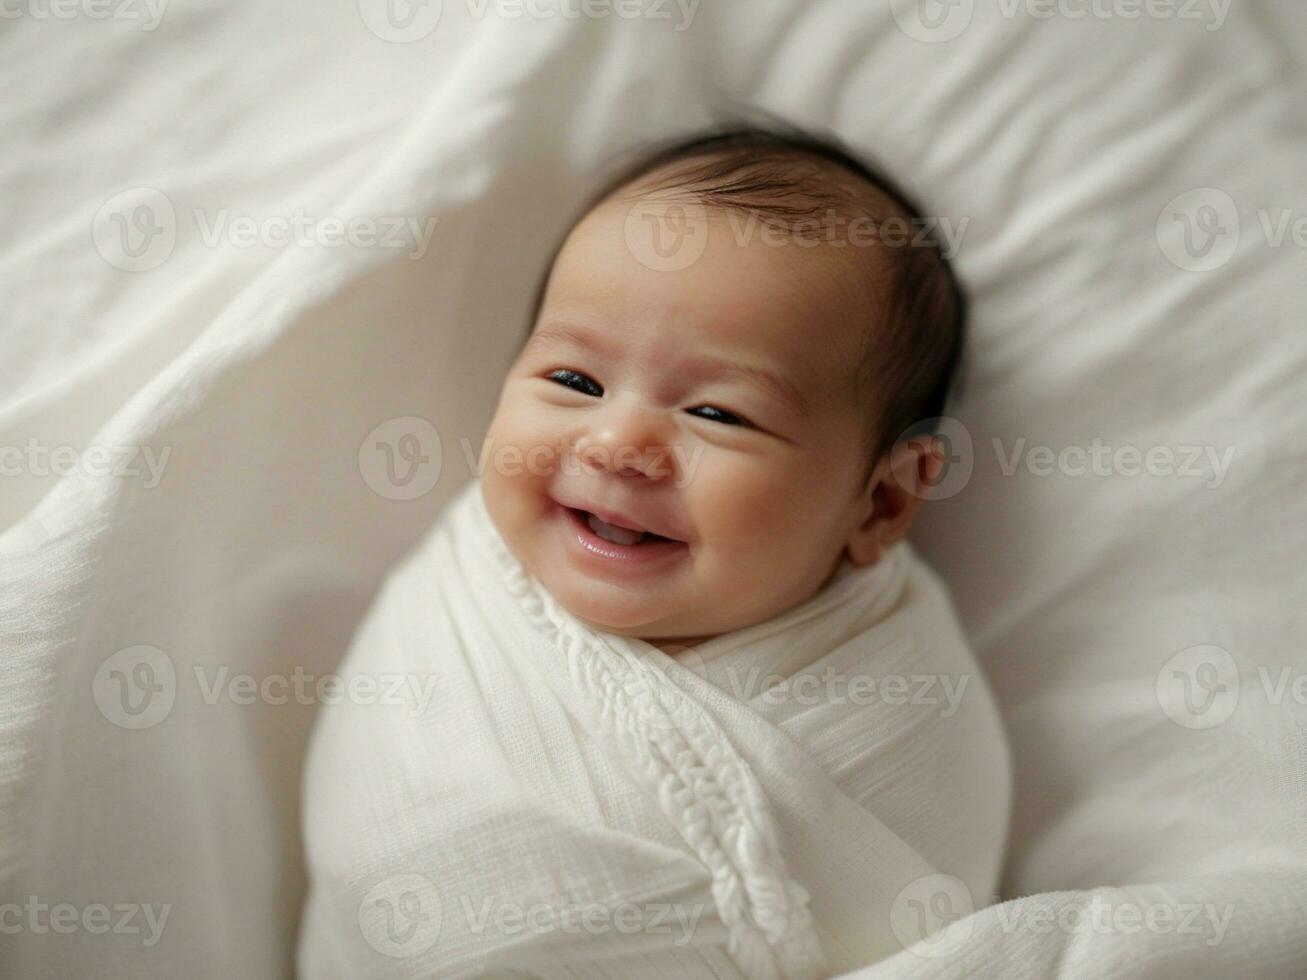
[547,369,603,397]
[688,405,751,428]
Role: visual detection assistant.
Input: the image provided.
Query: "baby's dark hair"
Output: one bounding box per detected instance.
[527,118,967,482]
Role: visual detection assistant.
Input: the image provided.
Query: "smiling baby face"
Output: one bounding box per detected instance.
[478,130,960,650]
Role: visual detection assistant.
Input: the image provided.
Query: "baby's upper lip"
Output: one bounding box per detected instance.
[554,495,686,543]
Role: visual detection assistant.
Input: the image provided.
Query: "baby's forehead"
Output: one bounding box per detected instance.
[604,152,899,298]
[598,164,890,306]
[544,193,884,402]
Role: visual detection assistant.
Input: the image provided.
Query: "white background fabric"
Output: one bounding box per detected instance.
[2,0,1305,977]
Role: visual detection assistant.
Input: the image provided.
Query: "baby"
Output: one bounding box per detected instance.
[481,125,962,655]
[299,123,1010,979]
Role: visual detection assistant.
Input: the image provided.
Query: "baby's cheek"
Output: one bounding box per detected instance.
[692,460,805,561]
[486,399,565,488]
[480,399,566,555]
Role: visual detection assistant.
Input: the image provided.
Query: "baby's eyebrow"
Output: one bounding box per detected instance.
[683,354,810,420]
[528,320,614,356]
[528,320,810,419]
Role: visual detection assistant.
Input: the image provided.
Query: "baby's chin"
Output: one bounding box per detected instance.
[540,571,687,637]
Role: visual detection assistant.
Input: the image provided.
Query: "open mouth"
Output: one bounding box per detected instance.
[558,504,688,570]
[568,507,677,546]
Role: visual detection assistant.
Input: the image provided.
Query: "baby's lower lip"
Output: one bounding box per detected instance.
[556,503,689,572]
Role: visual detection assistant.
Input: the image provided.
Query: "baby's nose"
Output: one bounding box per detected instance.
[574,396,675,479]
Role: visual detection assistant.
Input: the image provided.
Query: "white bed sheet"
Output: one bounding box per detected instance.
[2,1,1305,976]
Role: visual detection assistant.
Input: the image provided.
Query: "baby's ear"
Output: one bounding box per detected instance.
[844,436,944,567]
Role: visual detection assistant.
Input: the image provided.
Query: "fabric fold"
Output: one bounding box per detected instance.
[298,478,1010,978]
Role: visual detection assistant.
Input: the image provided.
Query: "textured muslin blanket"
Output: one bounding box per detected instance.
[298,478,1010,978]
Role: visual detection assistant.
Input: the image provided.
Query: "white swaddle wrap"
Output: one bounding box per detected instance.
[298,478,1010,979]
